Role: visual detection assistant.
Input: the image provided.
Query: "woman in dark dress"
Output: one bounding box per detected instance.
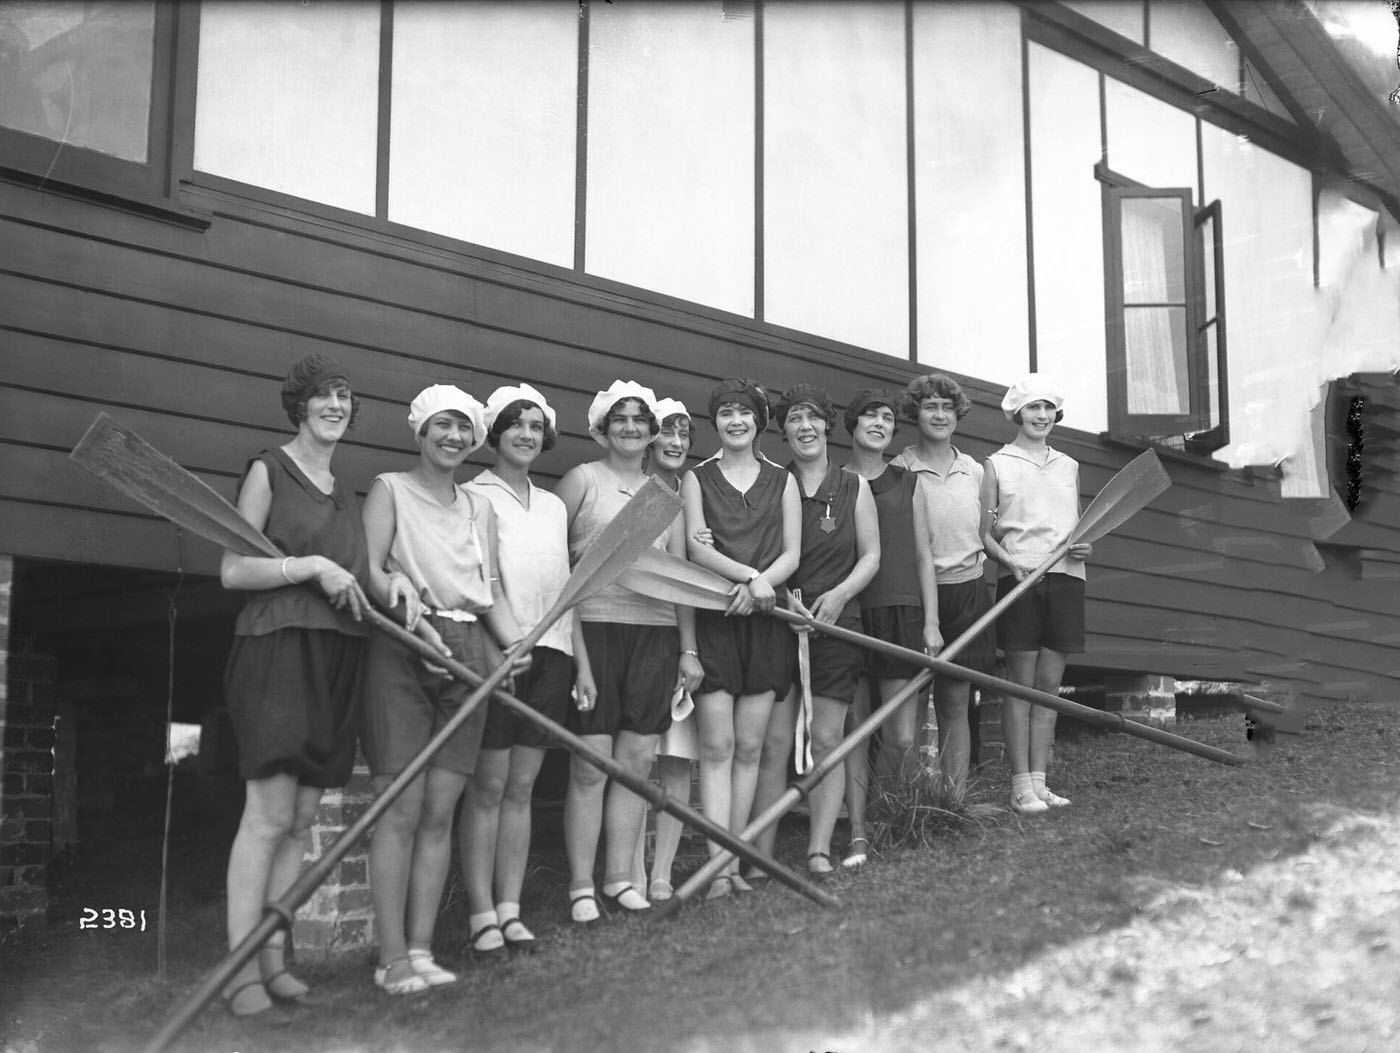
[219,354,373,1016]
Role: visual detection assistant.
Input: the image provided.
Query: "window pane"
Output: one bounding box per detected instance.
[389,1,577,268]
[195,2,380,215]
[1124,305,1189,414]
[1200,212,1217,320]
[1121,196,1186,303]
[763,1,908,356]
[913,1,1027,381]
[1203,322,1220,428]
[0,1,154,162]
[586,1,754,315]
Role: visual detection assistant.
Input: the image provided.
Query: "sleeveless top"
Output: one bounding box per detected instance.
[788,461,861,620]
[858,464,922,610]
[986,444,1084,580]
[467,469,573,655]
[233,449,370,638]
[889,445,986,585]
[692,456,788,572]
[568,461,676,625]
[375,472,495,611]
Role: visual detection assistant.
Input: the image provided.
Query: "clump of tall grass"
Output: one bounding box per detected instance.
[863,759,1001,853]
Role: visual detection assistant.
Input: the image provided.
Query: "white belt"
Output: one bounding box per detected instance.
[429,608,478,623]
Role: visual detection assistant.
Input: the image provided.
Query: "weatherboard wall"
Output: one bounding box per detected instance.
[1,174,1397,702]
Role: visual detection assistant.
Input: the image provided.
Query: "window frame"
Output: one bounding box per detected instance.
[0,1,180,202]
[1098,162,1228,450]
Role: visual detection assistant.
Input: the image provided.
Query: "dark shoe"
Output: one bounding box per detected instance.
[500,917,537,953]
[469,923,509,962]
[807,851,837,884]
[224,981,295,1024]
[600,884,653,915]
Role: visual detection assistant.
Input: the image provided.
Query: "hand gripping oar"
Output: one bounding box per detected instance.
[68,417,836,1053]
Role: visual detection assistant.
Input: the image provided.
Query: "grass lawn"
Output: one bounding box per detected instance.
[3,697,1397,1053]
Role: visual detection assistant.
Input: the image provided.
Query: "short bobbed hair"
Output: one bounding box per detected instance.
[901,373,972,421]
[487,398,558,451]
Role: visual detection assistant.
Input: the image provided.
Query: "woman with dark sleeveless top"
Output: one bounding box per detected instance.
[681,379,801,898]
[219,354,373,1018]
[750,384,879,883]
[840,388,939,868]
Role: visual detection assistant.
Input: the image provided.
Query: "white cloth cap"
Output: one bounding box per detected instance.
[407,384,486,451]
[652,398,691,426]
[586,379,659,447]
[1001,373,1066,421]
[483,382,557,434]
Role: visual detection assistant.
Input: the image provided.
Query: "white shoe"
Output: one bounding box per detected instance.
[1010,789,1049,814]
[406,949,457,986]
[1037,787,1071,808]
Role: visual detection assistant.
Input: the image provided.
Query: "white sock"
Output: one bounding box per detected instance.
[1012,773,1034,799]
[469,910,497,935]
[1030,771,1047,798]
[495,901,520,924]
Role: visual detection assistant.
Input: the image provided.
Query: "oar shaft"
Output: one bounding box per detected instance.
[766,608,1241,767]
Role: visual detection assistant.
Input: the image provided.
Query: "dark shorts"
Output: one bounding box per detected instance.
[695,609,794,699]
[481,645,574,751]
[792,609,866,704]
[861,605,926,680]
[938,578,998,674]
[996,574,1086,654]
[224,628,365,788]
[360,616,501,777]
[570,622,678,737]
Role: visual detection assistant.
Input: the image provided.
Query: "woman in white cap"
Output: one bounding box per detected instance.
[682,378,801,898]
[220,354,372,1017]
[360,384,530,992]
[980,373,1090,815]
[555,381,703,922]
[635,398,702,902]
[459,383,580,955]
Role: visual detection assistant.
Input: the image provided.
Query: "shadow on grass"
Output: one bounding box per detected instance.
[3,699,1395,1053]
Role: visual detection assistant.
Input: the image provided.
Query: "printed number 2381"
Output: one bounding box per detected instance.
[79,908,147,931]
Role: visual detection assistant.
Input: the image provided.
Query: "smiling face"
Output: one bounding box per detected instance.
[714,401,758,452]
[917,396,959,444]
[783,403,829,461]
[604,398,654,456]
[1017,399,1058,441]
[652,414,692,472]
[418,410,474,470]
[852,403,896,454]
[302,381,353,444]
[496,405,546,472]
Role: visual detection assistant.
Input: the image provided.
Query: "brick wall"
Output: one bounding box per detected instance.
[293,755,374,957]
[1,556,60,929]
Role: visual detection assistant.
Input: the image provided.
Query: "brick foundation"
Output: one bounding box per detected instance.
[1104,673,1177,727]
[1,556,60,929]
[293,755,375,956]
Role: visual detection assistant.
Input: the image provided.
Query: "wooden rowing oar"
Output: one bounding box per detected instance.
[68,415,836,1053]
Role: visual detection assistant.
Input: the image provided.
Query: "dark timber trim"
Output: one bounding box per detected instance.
[574,0,591,273]
[904,0,917,361]
[753,0,765,322]
[375,0,394,221]
[1021,15,1037,370]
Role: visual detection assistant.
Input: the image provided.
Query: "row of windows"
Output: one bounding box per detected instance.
[0,1,1343,460]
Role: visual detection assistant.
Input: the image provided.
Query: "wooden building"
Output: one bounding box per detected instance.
[2,0,1398,928]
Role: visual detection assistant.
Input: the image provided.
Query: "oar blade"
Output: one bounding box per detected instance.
[70,413,281,558]
[618,547,732,611]
[1069,449,1171,546]
[560,477,684,609]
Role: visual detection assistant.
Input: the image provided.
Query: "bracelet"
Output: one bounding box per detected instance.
[746,570,761,584]
[279,557,295,585]
[681,649,699,657]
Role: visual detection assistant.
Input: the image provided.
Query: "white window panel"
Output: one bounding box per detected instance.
[195,2,379,215]
[1148,0,1239,89]
[585,1,754,316]
[1061,1,1144,43]
[1105,75,1198,190]
[763,1,908,357]
[1028,43,1108,434]
[912,1,1027,383]
[389,1,577,268]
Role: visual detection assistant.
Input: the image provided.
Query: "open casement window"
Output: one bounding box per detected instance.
[0,2,175,199]
[1102,181,1229,453]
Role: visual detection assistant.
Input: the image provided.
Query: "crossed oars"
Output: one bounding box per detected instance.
[616,450,1244,915]
[69,414,837,1053]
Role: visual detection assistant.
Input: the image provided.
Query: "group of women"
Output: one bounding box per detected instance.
[217,355,1089,1016]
